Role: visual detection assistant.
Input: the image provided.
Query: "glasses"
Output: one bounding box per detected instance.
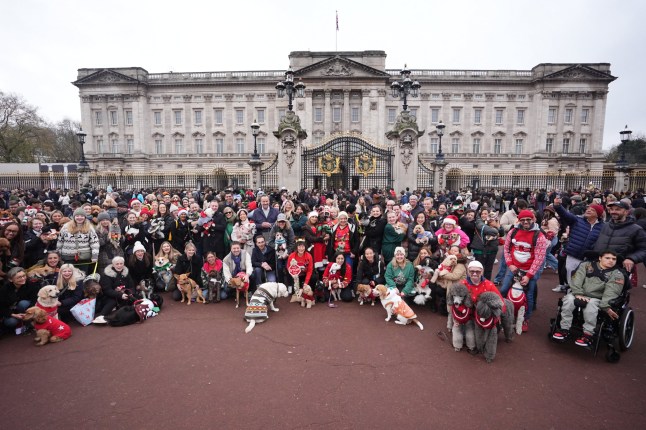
[519,218,533,222]
[224,211,233,215]
[468,270,482,275]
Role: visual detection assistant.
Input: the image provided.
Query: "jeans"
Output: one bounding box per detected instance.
[276,258,287,284]
[494,257,507,284]
[565,255,583,286]
[500,270,538,320]
[544,237,559,271]
[3,300,31,328]
[254,267,276,285]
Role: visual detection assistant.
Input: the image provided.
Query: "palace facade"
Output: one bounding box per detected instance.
[73,50,616,192]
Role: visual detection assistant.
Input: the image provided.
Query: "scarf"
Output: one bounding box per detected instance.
[232,254,242,274]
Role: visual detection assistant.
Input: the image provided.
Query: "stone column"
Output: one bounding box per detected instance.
[343,89,350,131]
[324,90,332,136]
[386,111,424,193]
[274,111,308,192]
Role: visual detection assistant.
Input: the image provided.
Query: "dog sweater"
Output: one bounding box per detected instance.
[34,317,72,340]
[506,287,527,318]
[36,303,59,318]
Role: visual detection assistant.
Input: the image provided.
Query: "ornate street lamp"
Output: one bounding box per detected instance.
[435,120,446,160]
[617,125,632,170]
[275,67,305,112]
[248,119,263,189]
[250,119,260,160]
[390,64,420,112]
[76,128,89,170]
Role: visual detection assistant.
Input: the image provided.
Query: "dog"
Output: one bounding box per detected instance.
[447,283,476,352]
[22,307,72,346]
[244,282,289,333]
[27,264,58,280]
[174,273,206,305]
[147,218,166,239]
[229,272,249,309]
[206,270,223,303]
[507,275,527,335]
[105,298,160,327]
[356,283,377,306]
[412,224,433,245]
[430,254,458,284]
[274,232,288,259]
[326,262,343,302]
[374,284,423,330]
[153,256,173,291]
[474,292,514,362]
[300,284,315,308]
[413,265,435,305]
[83,275,102,299]
[36,285,61,319]
[137,278,154,300]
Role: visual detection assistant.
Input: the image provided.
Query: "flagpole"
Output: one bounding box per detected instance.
[335,10,338,51]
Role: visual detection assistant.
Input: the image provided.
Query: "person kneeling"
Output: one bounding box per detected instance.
[552,250,624,347]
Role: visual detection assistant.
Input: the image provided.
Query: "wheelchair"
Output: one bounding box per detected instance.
[548,272,635,363]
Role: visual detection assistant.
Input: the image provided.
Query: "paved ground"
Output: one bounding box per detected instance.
[1,265,645,430]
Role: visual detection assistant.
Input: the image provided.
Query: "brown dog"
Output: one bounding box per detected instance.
[22,307,72,346]
[229,275,249,309]
[36,285,61,319]
[356,283,377,306]
[174,273,206,305]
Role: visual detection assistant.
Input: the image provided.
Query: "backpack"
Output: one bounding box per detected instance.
[508,227,546,249]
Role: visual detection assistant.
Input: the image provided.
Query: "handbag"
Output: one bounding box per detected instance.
[70,298,96,326]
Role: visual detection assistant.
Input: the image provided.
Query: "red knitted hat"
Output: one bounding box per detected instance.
[517,210,535,220]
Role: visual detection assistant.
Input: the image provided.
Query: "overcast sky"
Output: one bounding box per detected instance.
[2,0,644,149]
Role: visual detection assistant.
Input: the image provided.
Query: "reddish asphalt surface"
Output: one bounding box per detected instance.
[1,262,645,430]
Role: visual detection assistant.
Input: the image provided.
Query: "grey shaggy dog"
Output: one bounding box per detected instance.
[474,292,515,363]
[447,283,475,352]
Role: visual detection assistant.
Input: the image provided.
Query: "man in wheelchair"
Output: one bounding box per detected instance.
[552,250,624,347]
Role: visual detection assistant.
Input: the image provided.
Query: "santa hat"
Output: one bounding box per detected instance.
[308,211,319,219]
[443,215,458,225]
[169,204,179,213]
[133,241,146,253]
[129,198,140,208]
[140,208,153,218]
[177,209,188,217]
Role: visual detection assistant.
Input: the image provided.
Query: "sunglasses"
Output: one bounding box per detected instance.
[224,211,233,215]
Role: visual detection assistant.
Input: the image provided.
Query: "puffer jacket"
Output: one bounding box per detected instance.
[570,261,624,309]
[554,205,603,260]
[100,265,134,299]
[592,216,646,264]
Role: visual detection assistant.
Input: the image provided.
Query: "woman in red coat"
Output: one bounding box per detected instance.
[322,252,353,303]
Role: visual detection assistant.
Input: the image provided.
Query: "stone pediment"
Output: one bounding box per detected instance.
[541,64,616,82]
[295,56,391,79]
[73,69,142,86]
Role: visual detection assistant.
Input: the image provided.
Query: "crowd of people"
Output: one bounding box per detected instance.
[1,184,645,345]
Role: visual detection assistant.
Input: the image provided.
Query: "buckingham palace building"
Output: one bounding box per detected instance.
[73,50,617,192]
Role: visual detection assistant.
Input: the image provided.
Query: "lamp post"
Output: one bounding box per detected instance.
[275,67,305,112]
[435,121,446,160]
[390,64,421,112]
[77,128,89,170]
[617,125,632,170]
[248,119,263,189]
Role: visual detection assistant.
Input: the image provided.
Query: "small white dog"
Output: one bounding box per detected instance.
[374,285,423,330]
[244,282,289,333]
[507,279,527,335]
[413,265,434,305]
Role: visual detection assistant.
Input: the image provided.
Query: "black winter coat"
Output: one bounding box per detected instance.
[592,216,646,264]
[173,254,203,287]
[100,265,135,299]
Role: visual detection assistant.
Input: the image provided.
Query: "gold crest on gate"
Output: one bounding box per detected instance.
[355,153,376,177]
[319,153,341,177]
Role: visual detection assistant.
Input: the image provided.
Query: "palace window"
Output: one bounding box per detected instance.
[546,138,553,153]
[111,138,119,154]
[579,138,586,154]
[562,138,570,154]
[109,111,118,126]
[516,109,525,125]
[94,111,102,126]
[431,108,440,123]
[495,109,504,125]
[126,138,134,154]
[515,139,523,154]
[564,108,573,124]
[235,109,244,125]
[581,108,590,124]
[473,138,481,154]
[153,111,162,125]
[125,110,133,126]
[174,110,182,125]
[194,110,203,125]
[96,138,104,154]
[430,137,438,154]
[195,139,203,154]
[314,107,323,123]
[214,109,223,125]
[351,107,360,122]
[473,109,482,124]
[258,137,266,154]
[452,108,461,123]
[215,138,224,154]
[333,106,342,123]
[155,139,163,154]
[494,138,502,154]
[451,137,460,154]
[548,108,557,124]
[388,108,397,124]
[278,109,286,121]
[175,139,183,154]
[236,137,245,154]
[256,109,265,124]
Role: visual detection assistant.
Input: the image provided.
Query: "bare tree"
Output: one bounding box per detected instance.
[49,119,81,162]
[0,91,49,162]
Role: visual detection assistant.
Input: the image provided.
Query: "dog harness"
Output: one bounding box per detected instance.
[451,304,472,324]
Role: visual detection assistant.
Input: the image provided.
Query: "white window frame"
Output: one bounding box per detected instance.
[109,111,118,126]
[126,138,134,154]
[155,139,163,154]
[388,108,397,124]
[215,138,224,154]
[564,108,573,124]
[430,137,438,154]
[548,108,557,124]
[581,108,589,124]
[94,111,102,126]
[257,137,266,154]
[175,139,183,154]
[111,138,119,154]
[125,110,133,126]
[153,111,162,125]
[452,108,461,124]
[236,137,245,154]
[451,137,460,154]
[235,109,244,125]
[579,138,586,154]
[494,138,502,154]
[515,139,523,154]
[194,110,203,125]
[214,109,223,125]
[256,109,265,124]
[546,138,553,153]
[314,107,323,123]
[473,138,481,154]
[333,106,342,123]
[96,138,104,153]
[563,138,570,154]
[195,138,203,154]
[474,109,482,124]
[516,109,525,125]
[174,110,182,126]
[495,109,504,125]
[431,108,440,123]
[351,107,360,123]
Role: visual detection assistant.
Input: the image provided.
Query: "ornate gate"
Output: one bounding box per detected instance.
[301,134,393,191]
